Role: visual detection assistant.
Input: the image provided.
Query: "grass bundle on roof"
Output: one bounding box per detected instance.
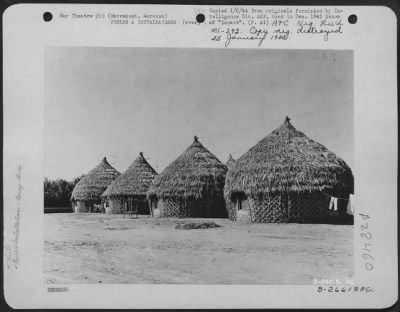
[103,152,157,198]
[225,117,353,198]
[148,136,227,200]
[102,152,157,215]
[224,117,354,224]
[71,157,120,203]
[148,136,228,218]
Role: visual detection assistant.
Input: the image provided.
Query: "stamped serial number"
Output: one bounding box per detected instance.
[317,286,373,293]
[48,287,69,292]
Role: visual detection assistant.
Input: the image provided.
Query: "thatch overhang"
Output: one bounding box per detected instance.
[102,152,157,198]
[224,117,354,199]
[148,136,228,200]
[71,157,120,202]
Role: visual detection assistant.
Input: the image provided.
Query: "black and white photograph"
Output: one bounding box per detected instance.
[3,4,397,309]
[44,47,354,285]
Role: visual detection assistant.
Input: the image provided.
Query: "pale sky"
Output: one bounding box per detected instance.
[45,48,353,180]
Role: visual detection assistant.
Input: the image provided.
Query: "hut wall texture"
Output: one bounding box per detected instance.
[248,192,333,223]
[229,192,349,223]
[158,197,227,218]
[107,197,151,215]
[109,198,124,214]
[226,201,236,221]
[75,201,88,213]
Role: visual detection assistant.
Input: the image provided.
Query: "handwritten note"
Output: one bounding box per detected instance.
[211,25,289,47]
[55,6,347,48]
[207,8,346,47]
[317,286,374,293]
[6,165,23,269]
[359,213,374,272]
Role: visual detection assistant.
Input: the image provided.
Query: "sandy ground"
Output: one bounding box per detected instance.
[44,213,353,284]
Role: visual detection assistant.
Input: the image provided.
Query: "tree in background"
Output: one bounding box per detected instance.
[44,175,84,207]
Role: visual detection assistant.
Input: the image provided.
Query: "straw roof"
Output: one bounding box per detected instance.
[102,152,157,198]
[225,117,354,198]
[226,154,235,169]
[148,136,228,199]
[71,157,120,201]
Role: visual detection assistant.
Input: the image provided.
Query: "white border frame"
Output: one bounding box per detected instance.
[3,4,398,309]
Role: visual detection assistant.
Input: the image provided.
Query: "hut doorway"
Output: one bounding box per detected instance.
[126,198,134,213]
[149,198,158,217]
[124,198,136,214]
[231,193,251,222]
[138,200,150,215]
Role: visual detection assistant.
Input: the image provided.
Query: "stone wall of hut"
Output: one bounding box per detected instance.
[158,196,228,218]
[228,192,351,224]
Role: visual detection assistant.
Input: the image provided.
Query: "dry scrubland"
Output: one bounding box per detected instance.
[44,213,353,284]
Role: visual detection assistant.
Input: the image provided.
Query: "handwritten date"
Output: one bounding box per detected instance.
[211,27,289,47]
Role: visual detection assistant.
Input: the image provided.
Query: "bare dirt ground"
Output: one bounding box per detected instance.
[44,213,353,284]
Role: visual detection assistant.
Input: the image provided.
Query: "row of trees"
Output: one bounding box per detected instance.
[44,176,83,207]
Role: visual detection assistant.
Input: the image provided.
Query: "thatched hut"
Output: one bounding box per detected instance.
[71,157,120,213]
[102,152,157,215]
[224,117,354,223]
[226,154,235,169]
[148,136,228,218]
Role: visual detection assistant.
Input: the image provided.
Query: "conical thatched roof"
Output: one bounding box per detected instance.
[71,157,120,201]
[226,154,235,169]
[225,117,354,198]
[102,152,157,198]
[148,136,228,199]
